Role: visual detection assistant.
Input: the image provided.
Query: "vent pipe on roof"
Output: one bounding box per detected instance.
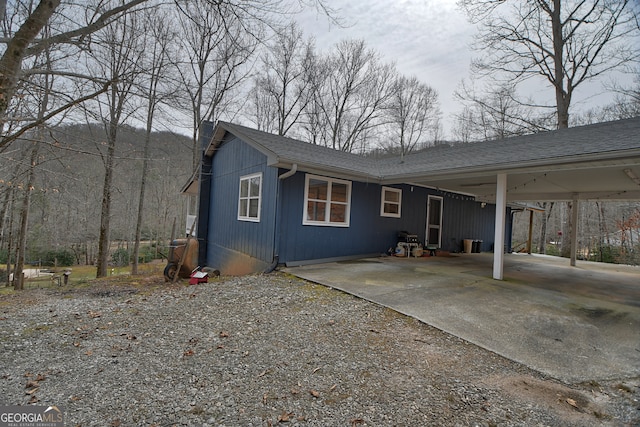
[279,163,298,180]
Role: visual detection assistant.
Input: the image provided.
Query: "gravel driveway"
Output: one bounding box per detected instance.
[1,273,638,426]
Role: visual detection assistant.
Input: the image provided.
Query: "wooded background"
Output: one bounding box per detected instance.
[1,1,639,287]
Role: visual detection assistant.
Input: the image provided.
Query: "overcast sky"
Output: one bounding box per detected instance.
[294,0,479,137]
[294,0,624,139]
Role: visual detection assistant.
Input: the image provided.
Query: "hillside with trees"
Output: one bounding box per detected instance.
[1,124,192,280]
[1,1,638,287]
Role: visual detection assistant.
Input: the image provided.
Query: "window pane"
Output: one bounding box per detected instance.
[188,194,197,214]
[240,179,249,197]
[308,179,327,200]
[429,199,442,223]
[331,183,347,202]
[385,190,399,203]
[249,199,259,218]
[428,227,440,244]
[307,201,326,221]
[330,203,346,223]
[239,199,248,217]
[249,177,260,197]
[384,203,399,214]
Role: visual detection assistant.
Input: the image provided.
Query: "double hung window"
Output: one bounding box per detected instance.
[380,187,402,218]
[238,173,262,222]
[303,174,351,226]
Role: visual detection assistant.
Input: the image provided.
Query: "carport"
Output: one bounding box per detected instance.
[287,118,640,383]
[379,117,640,279]
[285,253,640,383]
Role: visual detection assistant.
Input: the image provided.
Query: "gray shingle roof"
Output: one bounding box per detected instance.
[216,122,375,178]
[214,117,640,181]
[379,117,640,178]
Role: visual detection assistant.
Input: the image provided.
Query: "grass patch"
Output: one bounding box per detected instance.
[0,261,170,297]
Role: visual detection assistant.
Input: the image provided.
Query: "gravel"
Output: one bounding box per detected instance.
[1,272,638,426]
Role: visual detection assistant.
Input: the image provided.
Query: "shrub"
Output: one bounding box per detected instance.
[42,249,75,267]
[545,244,560,257]
[0,249,9,264]
[111,248,130,267]
[137,246,157,263]
[595,245,619,264]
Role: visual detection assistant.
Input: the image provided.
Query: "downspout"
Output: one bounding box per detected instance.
[265,163,298,273]
[278,163,298,180]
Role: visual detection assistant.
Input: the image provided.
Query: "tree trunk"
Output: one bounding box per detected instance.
[96,122,117,278]
[14,145,38,290]
[560,201,574,258]
[537,202,554,254]
[132,116,153,275]
[0,167,17,249]
[550,0,571,129]
[4,186,16,286]
[0,0,60,127]
[597,201,611,262]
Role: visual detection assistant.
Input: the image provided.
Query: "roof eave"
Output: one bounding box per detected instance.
[269,159,379,183]
[383,150,640,184]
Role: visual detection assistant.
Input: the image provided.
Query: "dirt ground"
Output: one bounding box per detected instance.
[1,273,638,426]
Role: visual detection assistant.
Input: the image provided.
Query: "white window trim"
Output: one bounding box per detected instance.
[380,186,402,218]
[237,172,262,222]
[303,174,351,227]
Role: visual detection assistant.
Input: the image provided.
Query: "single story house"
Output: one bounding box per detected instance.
[184,117,640,277]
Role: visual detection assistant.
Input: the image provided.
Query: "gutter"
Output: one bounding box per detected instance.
[265,163,298,273]
[278,163,298,180]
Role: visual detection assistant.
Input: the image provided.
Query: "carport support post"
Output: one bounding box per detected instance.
[493,173,507,280]
[570,195,579,267]
[526,209,534,254]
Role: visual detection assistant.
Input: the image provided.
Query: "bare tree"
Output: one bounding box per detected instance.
[0,0,151,150]
[0,0,60,134]
[454,81,553,141]
[174,0,259,171]
[581,69,640,122]
[458,0,640,129]
[459,0,640,256]
[384,75,440,155]
[88,7,145,278]
[296,47,327,145]
[306,39,396,153]
[249,84,279,133]
[250,22,315,136]
[451,106,475,144]
[7,11,69,289]
[131,7,176,275]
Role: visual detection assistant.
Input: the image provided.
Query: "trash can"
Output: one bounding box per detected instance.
[463,239,473,254]
[472,240,482,253]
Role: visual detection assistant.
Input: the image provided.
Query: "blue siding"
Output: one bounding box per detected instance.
[196,122,215,267]
[441,194,498,253]
[277,175,400,262]
[277,173,508,264]
[201,134,513,273]
[206,135,278,274]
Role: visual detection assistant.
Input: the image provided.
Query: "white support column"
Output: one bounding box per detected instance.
[493,173,507,280]
[570,195,579,267]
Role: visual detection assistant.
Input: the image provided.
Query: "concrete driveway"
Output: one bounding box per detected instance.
[284,253,640,383]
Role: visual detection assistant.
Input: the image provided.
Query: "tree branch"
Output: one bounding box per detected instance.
[1,81,112,151]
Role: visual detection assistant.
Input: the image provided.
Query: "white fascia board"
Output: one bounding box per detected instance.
[385,153,640,184]
[268,159,377,183]
[507,190,640,202]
